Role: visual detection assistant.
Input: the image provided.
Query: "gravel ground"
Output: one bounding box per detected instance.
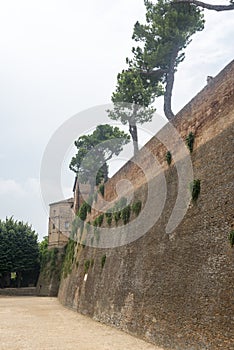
[0,296,163,350]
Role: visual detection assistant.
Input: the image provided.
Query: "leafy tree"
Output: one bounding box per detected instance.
[39,236,49,269]
[173,0,234,11]
[69,124,130,190]
[130,0,204,120]
[0,217,40,288]
[108,68,163,155]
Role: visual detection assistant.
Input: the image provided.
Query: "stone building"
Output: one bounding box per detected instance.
[73,176,92,214]
[48,198,74,248]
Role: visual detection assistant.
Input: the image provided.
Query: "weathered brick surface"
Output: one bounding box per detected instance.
[58,60,234,350]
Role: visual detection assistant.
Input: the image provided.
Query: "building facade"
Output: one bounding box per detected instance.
[48,198,74,248]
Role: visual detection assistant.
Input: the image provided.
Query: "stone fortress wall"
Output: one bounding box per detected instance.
[58,60,234,350]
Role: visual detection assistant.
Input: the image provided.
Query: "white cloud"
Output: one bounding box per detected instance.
[0,177,40,197]
[0,178,25,196]
[0,178,47,240]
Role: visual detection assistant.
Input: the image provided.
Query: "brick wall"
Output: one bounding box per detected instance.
[58,60,234,350]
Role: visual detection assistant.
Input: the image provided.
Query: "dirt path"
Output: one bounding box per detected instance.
[0,296,163,350]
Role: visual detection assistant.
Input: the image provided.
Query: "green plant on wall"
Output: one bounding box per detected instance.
[121,205,131,225]
[105,212,112,226]
[84,260,90,274]
[97,214,104,227]
[190,179,201,201]
[132,200,142,216]
[229,230,234,247]
[93,218,98,227]
[101,254,106,269]
[114,211,121,225]
[71,216,80,240]
[166,151,172,165]
[86,202,91,214]
[119,197,127,209]
[78,203,88,221]
[62,239,76,278]
[40,246,60,279]
[99,184,105,197]
[49,248,59,272]
[186,132,195,153]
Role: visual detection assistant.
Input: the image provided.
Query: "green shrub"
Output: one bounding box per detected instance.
[190,179,201,201]
[121,205,131,225]
[84,260,90,273]
[186,132,195,153]
[229,230,234,247]
[119,197,127,209]
[99,184,105,197]
[105,212,112,226]
[62,239,76,278]
[50,248,59,270]
[97,214,104,227]
[78,203,88,221]
[101,254,106,269]
[114,211,121,225]
[86,203,91,214]
[166,151,172,165]
[93,218,98,227]
[71,216,80,239]
[132,200,142,216]
[113,197,127,212]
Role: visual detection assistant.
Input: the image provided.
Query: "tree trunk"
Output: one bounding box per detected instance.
[129,107,139,156]
[173,0,234,11]
[17,271,22,288]
[164,46,180,121]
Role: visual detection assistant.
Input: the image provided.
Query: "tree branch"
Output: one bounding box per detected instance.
[140,68,168,79]
[173,0,234,11]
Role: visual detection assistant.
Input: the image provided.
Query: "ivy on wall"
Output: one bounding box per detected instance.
[229,230,234,247]
[186,132,195,153]
[190,179,201,201]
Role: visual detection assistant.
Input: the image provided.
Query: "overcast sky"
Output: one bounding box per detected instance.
[0,0,233,240]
